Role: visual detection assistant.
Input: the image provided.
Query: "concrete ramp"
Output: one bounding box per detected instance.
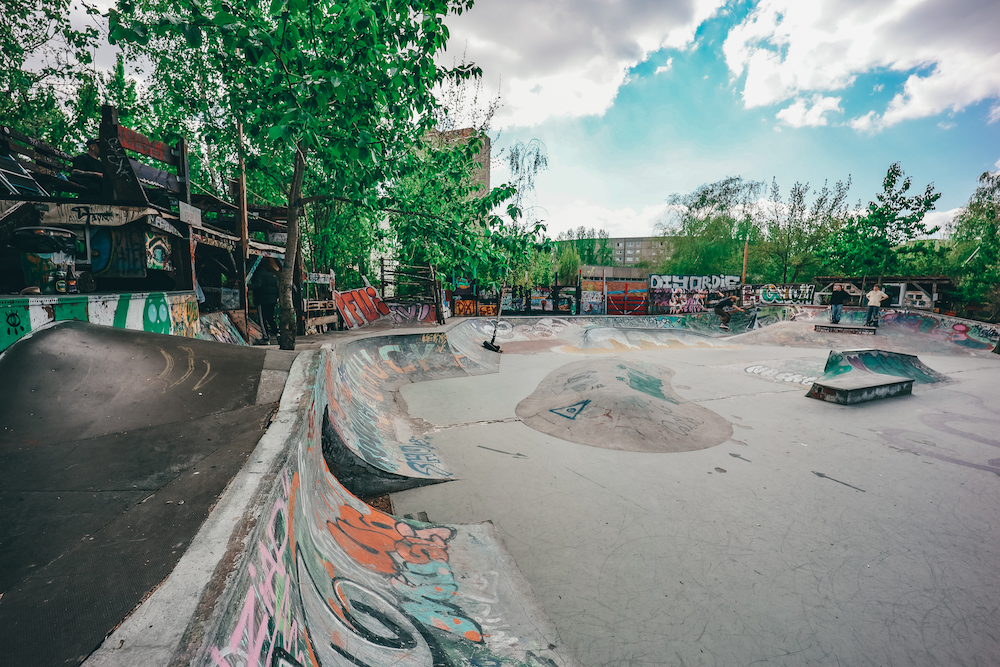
[822,348,949,384]
[182,350,579,667]
[322,324,500,496]
[516,358,733,452]
[0,321,277,666]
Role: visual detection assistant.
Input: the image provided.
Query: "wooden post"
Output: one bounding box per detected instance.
[175,137,192,205]
[741,235,749,286]
[236,121,250,321]
[99,105,145,203]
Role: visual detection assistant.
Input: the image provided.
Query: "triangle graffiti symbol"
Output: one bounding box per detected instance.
[549,399,591,420]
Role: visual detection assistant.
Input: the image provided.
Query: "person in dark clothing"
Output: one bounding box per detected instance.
[829,284,848,323]
[70,138,104,191]
[250,263,280,338]
[712,291,744,331]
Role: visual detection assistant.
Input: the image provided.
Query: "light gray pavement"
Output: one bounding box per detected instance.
[394,341,1000,667]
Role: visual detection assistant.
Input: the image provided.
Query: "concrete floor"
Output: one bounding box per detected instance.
[393,342,1000,667]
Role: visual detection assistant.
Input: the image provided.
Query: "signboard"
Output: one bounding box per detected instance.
[179,201,202,225]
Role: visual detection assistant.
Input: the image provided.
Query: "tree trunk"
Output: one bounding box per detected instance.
[278,144,306,350]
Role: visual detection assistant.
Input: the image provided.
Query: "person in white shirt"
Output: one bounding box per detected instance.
[865,285,889,327]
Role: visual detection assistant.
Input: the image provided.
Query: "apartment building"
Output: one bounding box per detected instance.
[609,236,672,266]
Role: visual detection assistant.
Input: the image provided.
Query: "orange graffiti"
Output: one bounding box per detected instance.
[334,287,391,329]
[326,505,454,577]
[453,299,476,317]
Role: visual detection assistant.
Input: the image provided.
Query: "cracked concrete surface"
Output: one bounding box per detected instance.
[395,343,1000,666]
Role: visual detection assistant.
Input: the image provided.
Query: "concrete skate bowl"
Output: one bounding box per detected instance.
[516,358,733,452]
[732,306,1000,356]
[0,320,274,666]
[321,324,500,498]
[186,347,579,667]
[467,315,741,354]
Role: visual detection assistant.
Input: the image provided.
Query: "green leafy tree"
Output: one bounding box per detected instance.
[1,0,100,148]
[557,242,580,285]
[950,171,1000,320]
[110,0,482,348]
[819,163,941,280]
[656,176,765,276]
[387,132,538,289]
[505,138,549,227]
[761,178,850,283]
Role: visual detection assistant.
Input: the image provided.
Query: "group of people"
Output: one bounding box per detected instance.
[829,284,890,327]
[710,283,891,332]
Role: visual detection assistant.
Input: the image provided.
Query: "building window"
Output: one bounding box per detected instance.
[627,242,634,247]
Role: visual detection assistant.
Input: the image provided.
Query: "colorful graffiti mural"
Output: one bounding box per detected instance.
[822,349,950,384]
[741,283,815,306]
[453,297,477,317]
[789,306,1000,351]
[199,347,575,667]
[0,291,200,352]
[648,288,711,314]
[145,231,173,270]
[386,302,438,327]
[196,311,249,346]
[334,287,391,329]
[649,274,741,291]
[90,225,148,278]
[324,329,499,481]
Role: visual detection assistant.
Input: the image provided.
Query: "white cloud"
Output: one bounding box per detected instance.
[655,58,675,75]
[723,0,1000,131]
[543,200,677,239]
[924,207,962,238]
[776,94,843,127]
[440,0,726,128]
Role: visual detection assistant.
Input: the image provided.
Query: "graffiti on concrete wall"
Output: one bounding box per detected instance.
[648,288,710,314]
[326,334,462,478]
[196,311,248,346]
[203,355,570,666]
[649,274,741,291]
[741,283,815,306]
[789,306,1000,351]
[0,291,200,352]
[386,302,437,326]
[334,287,390,329]
[581,290,604,314]
[144,231,173,270]
[452,297,477,317]
[90,225,147,278]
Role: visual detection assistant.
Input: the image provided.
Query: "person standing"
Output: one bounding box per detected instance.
[70,138,104,191]
[865,284,889,327]
[250,261,280,340]
[713,291,744,331]
[829,284,848,324]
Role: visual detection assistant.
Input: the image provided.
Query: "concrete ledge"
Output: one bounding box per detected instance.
[806,372,913,404]
[814,324,877,335]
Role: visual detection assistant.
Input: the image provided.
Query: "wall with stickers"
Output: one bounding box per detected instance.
[195,324,576,667]
[0,291,199,352]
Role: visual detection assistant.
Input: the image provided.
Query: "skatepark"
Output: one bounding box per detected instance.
[2,307,1000,666]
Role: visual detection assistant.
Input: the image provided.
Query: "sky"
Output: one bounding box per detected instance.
[438,0,1000,239]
